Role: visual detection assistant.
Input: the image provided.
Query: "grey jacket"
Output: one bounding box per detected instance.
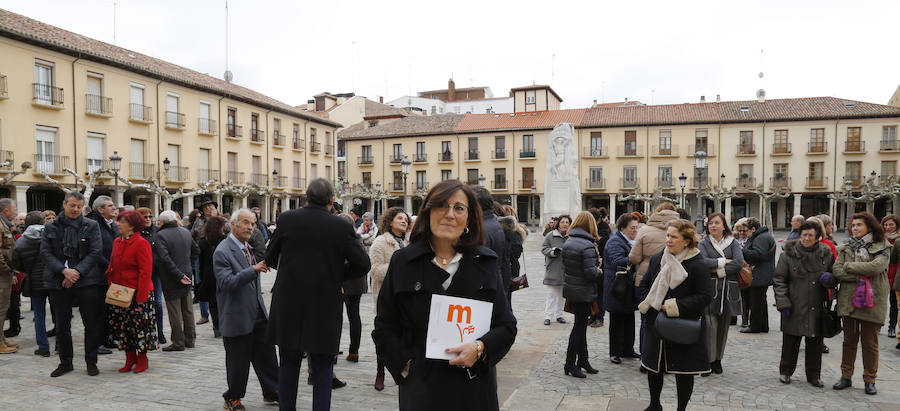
[698,236,744,316]
[742,226,776,287]
[541,230,567,286]
[214,234,268,338]
[774,241,834,337]
[155,223,200,301]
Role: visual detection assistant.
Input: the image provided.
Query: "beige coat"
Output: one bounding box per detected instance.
[369,233,407,311]
[629,210,680,285]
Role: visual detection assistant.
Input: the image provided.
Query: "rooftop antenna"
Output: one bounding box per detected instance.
[351,40,356,93]
[551,53,556,82]
[223,0,233,83]
[651,89,655,105]
[756,48,765,102]
[112,1,116,45]
[407,56,412,103]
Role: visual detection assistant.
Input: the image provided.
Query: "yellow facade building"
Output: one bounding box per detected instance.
[0,9,339,220]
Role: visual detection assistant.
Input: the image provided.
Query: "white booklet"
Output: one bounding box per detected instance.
[425,294,493,360]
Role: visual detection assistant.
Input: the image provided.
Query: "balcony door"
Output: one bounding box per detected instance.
[33,63,53,103]
[590,132,602,156]
[658,165,672,187]
[198,148,211,181]
[35,126,56,173]
[86,133,104,173]
[167,144,180,180]
[86,76,102,113]
[624,131,637,155]
[130,85,144,119]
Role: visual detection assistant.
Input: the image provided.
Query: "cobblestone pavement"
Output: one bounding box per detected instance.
[1,229,898,410]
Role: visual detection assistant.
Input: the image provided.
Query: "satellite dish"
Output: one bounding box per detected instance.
[224,70,233,83]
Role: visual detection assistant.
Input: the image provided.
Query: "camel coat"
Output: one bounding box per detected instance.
[369,233,407,311]
[629,210,680,286]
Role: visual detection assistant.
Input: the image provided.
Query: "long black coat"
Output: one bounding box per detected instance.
[12,225,47,294]
[743,226,776,287]
[372,240,517,411]
[638,250,714,374]
[265,204,370,354]
[196,237,223,302]
[87,211,118,272]
[562,227,601,303]
[483,212,510,291]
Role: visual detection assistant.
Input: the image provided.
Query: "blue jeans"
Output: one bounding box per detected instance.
[31,291,50,351]
[194,257,209,319]
[153,273,165,336]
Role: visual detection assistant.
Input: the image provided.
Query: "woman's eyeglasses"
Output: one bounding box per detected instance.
[431,202,468,216]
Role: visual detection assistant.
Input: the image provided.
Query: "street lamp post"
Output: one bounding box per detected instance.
[272,169,278,216]
[844,178,853,230]
[694,151,708,233]
[162,157,171,180]
[401,155,412,212]
[678,172,687,209]
[531,185,537,227]
[375,181,382,220]
[109,151,122,204]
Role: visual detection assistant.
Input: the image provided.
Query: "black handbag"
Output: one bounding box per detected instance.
[611,264,635,304]
[820,298,842,338]
[654,312,702,345]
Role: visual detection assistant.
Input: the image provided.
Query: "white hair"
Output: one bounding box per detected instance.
[792,215,805,222]
[158,210,179,224]
[92,195,113,212]
[230,208,255,226]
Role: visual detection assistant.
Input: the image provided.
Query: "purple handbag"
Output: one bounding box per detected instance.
[852,276,874,309]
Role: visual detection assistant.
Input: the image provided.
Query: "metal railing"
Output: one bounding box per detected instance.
[33,83,64,106]
[736,177,757,189]
[225,171,245,184]
[310,142,321,152]
[465,150,480,160]
[772,142,791,154]
[656,177,674,188]
[227,124,243,138]
[388,153,402,163]
[197,168,219,182]
[492,148,507,159]
[390,181,404,192]
[130,103,153,122]
[251,129,265,143]
[250,173,267,186]
[688,144,716,156]
[691,177,709,189]
[805,176,829,188]
[128,162,156,180]
[438,151,454,162]
[165,111,185,129]
[292,177,307,189]
[0,151,13,168]
[0,75,6,98]
[85,158,110,174]
[414,153,428,162]
[807,142,827,153]
[326,144,334,155]
[582,146,608,158]
[770,176,791,190]
[652,145,678,156]
[844,140,865,153]
[198,118,217,135]
[736,144,756,155]
[519,149,536,158]
[411,182,429,191]
[33,154,69,174]
[272,176,287,187]
[846,176,863,187]
[519,179,536,189]
[291,138,304,150]
[586,178,605,189]
[167,166,190,182]
[358,156,374,165]
[492,179,507,190]
[616,145,644,157]
[85,94,112,116]
[620,178,639,189]
[272,132,286,146]
[880,140,900,152]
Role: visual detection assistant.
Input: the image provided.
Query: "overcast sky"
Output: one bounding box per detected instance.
[4,0,899,108]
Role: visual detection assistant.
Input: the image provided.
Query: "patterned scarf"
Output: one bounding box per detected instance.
[58,215,83,260]
[846,233,873,262]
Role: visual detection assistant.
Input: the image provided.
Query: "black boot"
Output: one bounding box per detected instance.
[564,364,586,378]
[578,361,599,374]
[833,378,852,390]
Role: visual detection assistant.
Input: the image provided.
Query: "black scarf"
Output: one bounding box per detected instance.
[390,231,406,249]
[59,215,83,260]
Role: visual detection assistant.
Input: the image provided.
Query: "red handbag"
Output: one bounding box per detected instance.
[11,272,24,292]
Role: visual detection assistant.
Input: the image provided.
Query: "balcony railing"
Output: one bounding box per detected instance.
[688,144,716,156]
[390,181,404,192]
[519,149,536,158]
[33,83,64,106]
[272,132,286,146]
[227,124,243,138]
[771,142,791,155]
[691,177,710,189]
[225,171,245,184]
[805,176,829,189]
[411,182,429,192]
[198,118,217,135]
[616,145,644,157]
[414,153,428,162]
[492,179,508,190]
[880,140,900,152]
[293,138,305,150]
[251,129,265,143]
[325,144,335,156]
[167,166,190,183]
[736,177,757,189]
[465,150,480,161]
[492,149,507,159]
[736,144,756,156]
[33,154,69,175]
[129,103,153,123]
[85,94,112,116]
[770,176,792,190]
[519,179,536,190]
[165,111,185,129]
[582,146,608,158]
[846,176,863,188]
[438,151,454,162]
[197,168,219,182]
[620,178,639,190]
[85,158,110,174]
[250,173,268,186]
[272,176,287,187]
[807,142,827,154]
[656,178,674,189]
[292,177,307,189]
[586,178,606,190]
[0,75,6,99]
[0,151,14,169]
[652,145,678,157]
[358,156,374,165]
[844,140,866,153]
[388,153,402,163]
[310,142,321,152]
[128,162,156,180]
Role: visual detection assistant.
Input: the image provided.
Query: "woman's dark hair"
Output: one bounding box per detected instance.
[799,221,822,239]
[409,179,484,250]
[705,212,732,237]
[587,207,601,221]
[598,207,608,219]
[615,213,638,231]
[676,208,690,220]
[379,207,410,236]
[850,212,884,242]
[881,214,900,231]
[188,209,201,226]
[24,210,45,227]
[204,215,228,243]
[117,210,146,231]
[745,217,762,231]
[557,214,572,226]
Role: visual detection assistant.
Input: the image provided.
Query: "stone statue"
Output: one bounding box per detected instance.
[543,123,581,224]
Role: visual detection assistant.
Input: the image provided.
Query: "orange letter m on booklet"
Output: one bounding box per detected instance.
[426,295,493,360]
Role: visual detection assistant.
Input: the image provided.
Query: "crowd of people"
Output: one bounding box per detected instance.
[542,204,898,410]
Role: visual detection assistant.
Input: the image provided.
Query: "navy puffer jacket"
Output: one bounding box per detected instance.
[562,227,601,303]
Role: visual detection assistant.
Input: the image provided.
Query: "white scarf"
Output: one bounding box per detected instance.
[638,247,699,314]
[709,235,734,279]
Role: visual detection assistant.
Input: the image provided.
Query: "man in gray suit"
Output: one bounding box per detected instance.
[213,208,279,411]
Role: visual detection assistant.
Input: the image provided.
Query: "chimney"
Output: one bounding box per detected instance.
[447,78,456,102]
[716,94,721,103]
[700,95,706,103]
[379,96,384,103]
[625,97,629,102]
[593,99,597,105]
[757,88,766,103]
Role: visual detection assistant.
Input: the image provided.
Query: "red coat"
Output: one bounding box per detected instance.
[106,234,153,303]
[820,239,837,261]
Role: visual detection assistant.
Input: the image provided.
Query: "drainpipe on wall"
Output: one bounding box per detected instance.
[153,80,163,216]
[71,57,81,178]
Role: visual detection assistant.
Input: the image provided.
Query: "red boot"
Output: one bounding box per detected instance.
[374,365,385,391]
[118,351,136,373]
[133,353,149,373]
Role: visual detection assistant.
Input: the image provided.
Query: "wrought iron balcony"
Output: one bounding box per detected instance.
[519,179,536,190]
[293,138,305,150]
[310,142,321,152]
[0,151,14,169]
[582,146,608,158]
[226,171,245,184]
[651,145,678,157]
[325,144,334,156]
[492,148,507,160]
[198,118,217,135]
[0,75,7,99]
[691,177,709,189]
[389,153,402,163]
[807,142,827,154]
[85,94,112,116]
[688,144,716,156]
[465,150,480,161]
[85,158,111,175]
[167,166,190,183]
[358,156,374,166]
[272,176,287,187]
[736,177,757,189]
[620,178,639,189]
[250,173,267,186]
[880,140,900,152]
[492,179,508,190]
[519,149,536,159]
[656,177,674,189]
[616,145,644,158]
[227,124,243,138]
[586,178,606,190]
[128,162,156,180]
[736,144,756,156]
[770,176,791,190]
[846,176,863,188]
[33,83,64,107]
[438,151,454,162]
[251,129,265,143]
[197,168,219,182]
[390,181,404,192]
[414,153,428,162]
[805,176,829,189]
[293,177,307,189]
[844,140,866,154]
[771,142,791,155]
[165,111,185,130]
[272,132,286,146]
[129,103,153,123]
[33,154,69,175]
[410,182,429,192]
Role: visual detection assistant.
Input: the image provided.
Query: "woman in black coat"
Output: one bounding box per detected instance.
[196,216,227,338]
[561,211,601,378]
[12,211,54,355]
[638,220,714,411]
[372,180,517,410]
